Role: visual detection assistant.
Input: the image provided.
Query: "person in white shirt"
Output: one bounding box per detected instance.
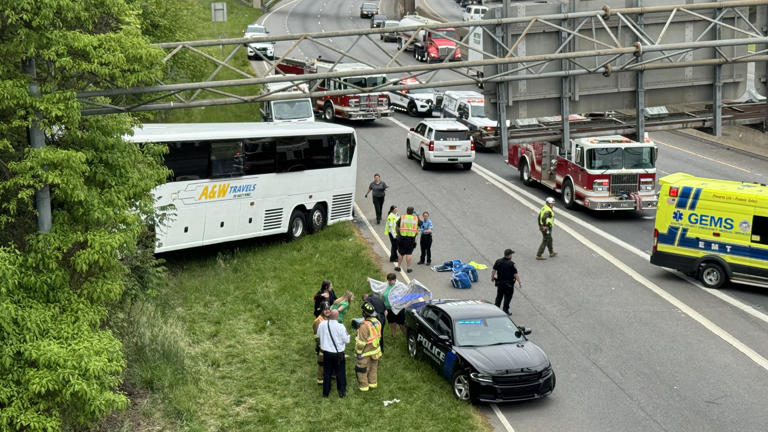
[317,310,350,397]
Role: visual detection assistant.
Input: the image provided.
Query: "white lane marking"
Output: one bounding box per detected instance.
[491,404,516,432]
[470,165,768,326]
[354,202,411,283]
[473,163,768,371]
[261,0,300,26]
[655,138,751,173]
[386,117,768,364]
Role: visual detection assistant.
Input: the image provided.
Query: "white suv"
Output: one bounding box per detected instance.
[244,24,275,60]
[406,119,474,170]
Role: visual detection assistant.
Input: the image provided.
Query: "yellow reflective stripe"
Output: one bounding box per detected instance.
[361,347,381,357]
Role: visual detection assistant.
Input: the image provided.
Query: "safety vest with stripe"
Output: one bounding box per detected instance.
[538,205,554,228]
[398,214,419,237]
[355,318,382,358]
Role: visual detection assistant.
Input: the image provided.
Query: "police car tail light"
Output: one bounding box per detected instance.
[669,186,679,197]
[593,179,609,192]
[429,140,435,151]
[640,178,654,191]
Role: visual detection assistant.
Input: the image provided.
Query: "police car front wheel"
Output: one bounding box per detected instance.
[407,332,420,359]
[452,371,472,402]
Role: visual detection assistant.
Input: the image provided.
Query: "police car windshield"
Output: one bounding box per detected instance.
[272,100,313,120]
[454,316,524,346]
[586,147,655,170]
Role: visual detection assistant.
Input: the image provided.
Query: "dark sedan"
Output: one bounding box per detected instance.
[371,14,387,28]
[405,299,555,403]
[360,2,378,18]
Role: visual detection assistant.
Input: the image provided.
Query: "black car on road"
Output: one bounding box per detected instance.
[360,2,378,18]
[405,299,555,403]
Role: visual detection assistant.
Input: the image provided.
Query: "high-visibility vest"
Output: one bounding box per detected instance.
[356,318,382,358]
[385,213,398,236]
[398,214,419,237]
[539,205,554,227]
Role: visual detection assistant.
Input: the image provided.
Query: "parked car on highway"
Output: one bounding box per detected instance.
[244,24,275,60]
[381,20,400,41]
[405,299,555,403]
[389,77,443,116]
[360,2,378,18]
[406,119,474,170]
[463,5,488,21]
[371,14,387,28]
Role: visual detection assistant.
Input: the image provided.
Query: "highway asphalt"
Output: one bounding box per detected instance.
[256,1,768,430]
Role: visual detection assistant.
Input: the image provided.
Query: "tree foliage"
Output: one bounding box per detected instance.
[0,0,192,430]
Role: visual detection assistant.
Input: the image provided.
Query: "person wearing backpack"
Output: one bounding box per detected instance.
[491,249,522,315]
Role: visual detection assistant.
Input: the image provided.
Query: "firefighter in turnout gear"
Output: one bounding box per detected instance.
[355,302,382,391]
[536,197,557,260]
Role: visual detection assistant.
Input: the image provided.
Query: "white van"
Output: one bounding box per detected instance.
[463,5,488,21]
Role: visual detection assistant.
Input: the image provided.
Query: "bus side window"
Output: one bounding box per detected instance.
[210,141,245,178]
[276,136,310,172]
[165,141,210,181]
[243,138,276,175]
[332,134,353,166]
[751,215,768,245]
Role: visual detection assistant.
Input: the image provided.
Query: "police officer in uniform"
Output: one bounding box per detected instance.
[492,249,522,315]
[355,302,382,392]
[536,197,558,260]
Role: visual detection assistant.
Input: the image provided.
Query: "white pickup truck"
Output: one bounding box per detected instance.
[260,80,315,123]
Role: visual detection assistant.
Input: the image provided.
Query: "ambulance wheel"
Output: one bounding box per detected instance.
[407,331,420,359]
[420,150,430,170]
[452,370,472,402]
[519,160,532,186]
[287,209,306,240]
[323,103,334,121]
[699,262,726,289]
[308,205,326,234]
[562,180,576,209]
[406,140,414,160]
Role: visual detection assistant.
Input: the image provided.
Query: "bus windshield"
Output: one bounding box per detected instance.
[586,147,655,170]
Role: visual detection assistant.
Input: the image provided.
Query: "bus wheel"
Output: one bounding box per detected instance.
[562,180,576,210]
[308,205,326,234]
[520,160,532,186]
[323,103,334,121]
[287,210,306,240]
[699,262,726,288]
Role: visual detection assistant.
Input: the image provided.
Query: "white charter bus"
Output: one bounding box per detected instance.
[128,122,357,253]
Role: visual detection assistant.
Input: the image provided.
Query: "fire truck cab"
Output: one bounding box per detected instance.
[277,58,393,121]
[509,135,658,211]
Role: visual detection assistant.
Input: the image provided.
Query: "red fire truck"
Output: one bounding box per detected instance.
[508,135,659,211]
[277,58,392,121]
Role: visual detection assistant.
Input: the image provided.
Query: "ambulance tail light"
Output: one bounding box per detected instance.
[593,179,609,192]
[429,140,434,151]
[669,186,679,197]
[653,229,658,253]
[640,177,655,191]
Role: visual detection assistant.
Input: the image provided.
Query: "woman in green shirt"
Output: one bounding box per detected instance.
[331,291,355,323]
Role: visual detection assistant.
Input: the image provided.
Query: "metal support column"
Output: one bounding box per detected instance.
[496,0,510,159]
[713,8,723,136]
[636,1,646,140]
[22,58,52,233]
[560,1,572,147]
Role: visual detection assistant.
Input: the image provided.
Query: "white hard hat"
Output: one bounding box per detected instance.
[546,197,556,204]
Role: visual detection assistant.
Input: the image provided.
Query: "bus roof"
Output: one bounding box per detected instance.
[127,122,355,143]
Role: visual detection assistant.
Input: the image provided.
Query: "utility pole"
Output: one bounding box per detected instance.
[496,0,509,159]
[636,0,645,141]
[23,58,52,233]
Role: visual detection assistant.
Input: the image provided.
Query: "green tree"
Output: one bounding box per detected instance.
[0,0,185,430]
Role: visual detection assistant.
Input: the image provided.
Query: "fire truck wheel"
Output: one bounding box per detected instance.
[406,140,414,160]
[699,262,727,289]
[562,180,576,209]
[323,103,334,121]
[519,160,532,186]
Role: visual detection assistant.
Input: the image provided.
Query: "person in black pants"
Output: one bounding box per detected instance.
[317,310,350,397]
[491,249,522,315]
[364,173,388,224]
[417,211,433,265]
[362,293,387,350]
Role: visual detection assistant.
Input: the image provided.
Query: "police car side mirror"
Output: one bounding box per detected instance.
[438,334,450,342]
[518,326,532,336]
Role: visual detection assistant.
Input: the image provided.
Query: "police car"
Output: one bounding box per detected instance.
[405,299,555,403]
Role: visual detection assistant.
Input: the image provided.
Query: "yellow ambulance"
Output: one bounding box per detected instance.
[651,172,768,289]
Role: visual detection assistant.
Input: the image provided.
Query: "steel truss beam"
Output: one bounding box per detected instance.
[76,0,768,116]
